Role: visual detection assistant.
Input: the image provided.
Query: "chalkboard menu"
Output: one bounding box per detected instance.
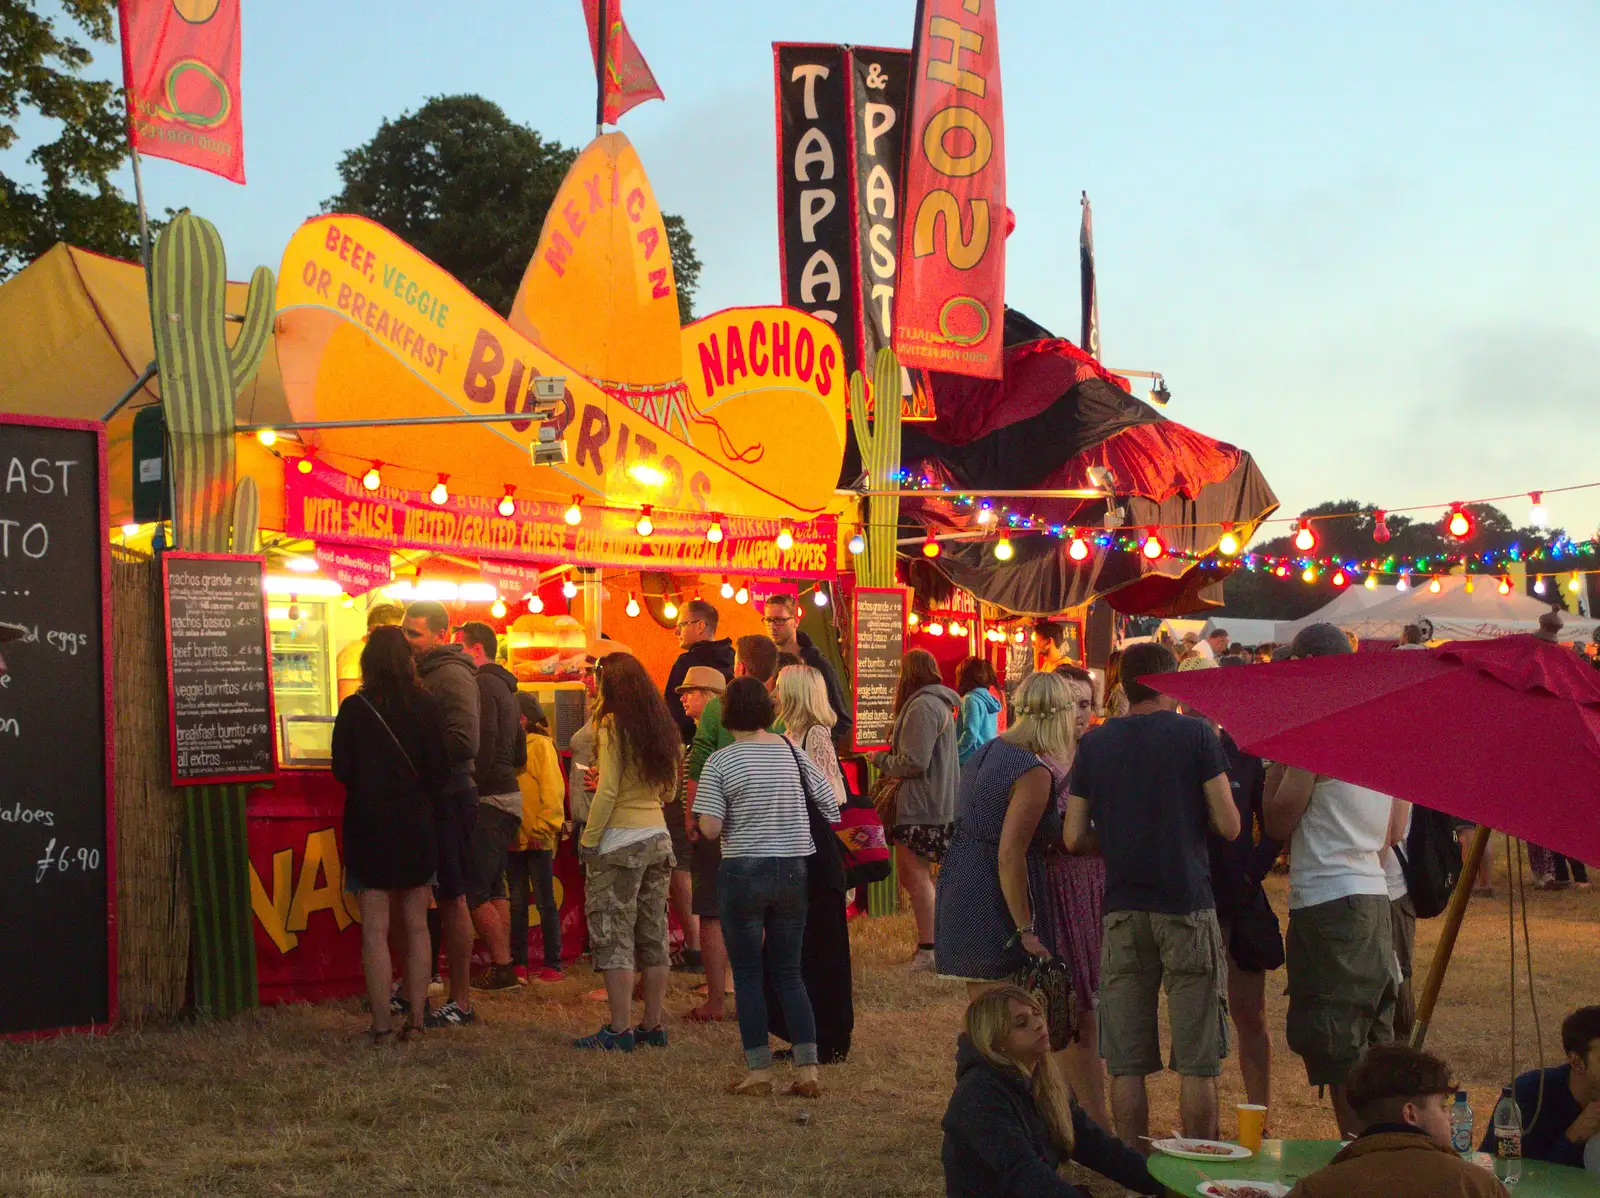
[852,588,907,752]
[0,415,114,1037]
[162,552,276,785]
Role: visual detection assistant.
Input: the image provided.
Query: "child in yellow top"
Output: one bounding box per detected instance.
[508,693,568,981]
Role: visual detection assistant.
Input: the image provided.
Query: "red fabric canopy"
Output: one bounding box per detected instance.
[1150,636,1600,865]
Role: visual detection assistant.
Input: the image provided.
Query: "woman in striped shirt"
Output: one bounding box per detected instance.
[695,676,841,1097]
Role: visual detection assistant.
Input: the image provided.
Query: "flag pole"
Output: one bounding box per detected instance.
[130,144,153,277]
[594,0,609,138]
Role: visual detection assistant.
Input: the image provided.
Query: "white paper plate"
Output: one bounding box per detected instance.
[1152,1138,1254,1162]
[1196,1182,1289,1198]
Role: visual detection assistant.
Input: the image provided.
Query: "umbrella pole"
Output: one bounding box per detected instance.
[1410,824,1491,1050]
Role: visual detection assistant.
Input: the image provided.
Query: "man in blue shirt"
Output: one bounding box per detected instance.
[1481,1005,1600,1169]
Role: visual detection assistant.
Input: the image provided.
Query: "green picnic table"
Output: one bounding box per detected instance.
[1145,1137,1600,1195]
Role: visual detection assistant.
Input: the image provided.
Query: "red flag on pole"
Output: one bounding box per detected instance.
[118,0,246,184]
[894,0,1007,379]
[581,0,664,124]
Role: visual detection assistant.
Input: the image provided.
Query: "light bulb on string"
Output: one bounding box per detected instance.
[1332,570,1347,587]
[1529,491,1547,528]
[430,475,450,505]
[256,428,277,447]
[720,577,735,599]
[813,588,829,607]
[1570,576,1583,595]
[1274,565,1289,578]
[526,593,545,614]
[490,599,507,619]
[1446,505,1472,539]
[976,503,994,526]
[564,496,583,526]
[1373,510,1391,543]
[1142,529,1164,560]
[625,595,641,617]
[706,514,724,544]
[1013,629,1025,644]
[1068,532,1089,562]
[561,578,578,600]
[734,586,749,605]
[1302,566,1317,584]
[498,487,516,517]
[1293,522,1316,552]
[662,599,679,621]
[1429,577,1442,594]
[776,527,794,551]
[636,506,654,537]
[362,462,382,491]
[927,621,944,637]
[1218,524,1240,556]
[848,530,866,555]
[994,536,1014,561]
[1465,577,1476,593]
[1398,574,1411,592]
[921,533,942,558]
[1364,574,1379,590]
[1499,576,1513,595]
[908,611,920,627]
[1535,577,1548,596]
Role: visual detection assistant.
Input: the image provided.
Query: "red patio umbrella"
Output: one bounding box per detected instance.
[1147,634,1600,867]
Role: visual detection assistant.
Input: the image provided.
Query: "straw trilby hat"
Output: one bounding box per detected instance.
[676,665,727,694]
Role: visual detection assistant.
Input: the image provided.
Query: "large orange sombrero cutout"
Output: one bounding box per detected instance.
[274,134,846,520]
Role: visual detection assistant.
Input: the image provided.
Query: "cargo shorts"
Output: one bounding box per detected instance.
[584,833,674,973]
[1098,908,1230,1078]
[1285,893,1398,1087]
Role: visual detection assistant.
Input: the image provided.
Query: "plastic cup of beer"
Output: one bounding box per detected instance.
[1236,1104,1267,1153]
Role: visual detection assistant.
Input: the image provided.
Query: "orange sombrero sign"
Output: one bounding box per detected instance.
[274,134,847,523]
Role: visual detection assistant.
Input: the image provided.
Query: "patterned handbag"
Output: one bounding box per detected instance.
[1011,955,1079,1051]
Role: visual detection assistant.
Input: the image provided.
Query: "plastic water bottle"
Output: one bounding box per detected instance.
[1492,1085,1523,1187]
[1451,1089,1475,1157]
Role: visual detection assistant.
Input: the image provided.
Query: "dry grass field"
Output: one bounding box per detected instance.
[2,849,1595,1196]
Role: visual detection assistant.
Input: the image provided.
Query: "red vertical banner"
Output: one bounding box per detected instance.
[894,0,1006,379]
[118,0,246,184]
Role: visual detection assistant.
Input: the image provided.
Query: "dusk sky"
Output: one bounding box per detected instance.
[13,1,1600,541]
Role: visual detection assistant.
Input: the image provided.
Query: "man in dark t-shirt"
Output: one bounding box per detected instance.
[1480,1005,1600,1168]
[1065,641,1240,1149]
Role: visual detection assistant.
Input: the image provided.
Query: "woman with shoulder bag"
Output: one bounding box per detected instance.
[694,677,841,1097]
[872,649,961,971]
[333,625,450,1043]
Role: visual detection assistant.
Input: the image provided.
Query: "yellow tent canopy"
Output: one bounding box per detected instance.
[0,243,287,527]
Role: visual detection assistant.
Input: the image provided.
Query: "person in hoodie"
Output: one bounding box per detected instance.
[942,985,1159,1198]
[761,592,853,749]
[956,656,1004,765]
[454,622,527,992]
[509,692,567,983]
[403,601,481,1027]
[1289,1044,1503,1198]
[662,599,734,973]
[872,649,960,971]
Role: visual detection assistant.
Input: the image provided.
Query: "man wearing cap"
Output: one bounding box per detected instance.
[1265,622,1411,1137]
[665,665,726,972]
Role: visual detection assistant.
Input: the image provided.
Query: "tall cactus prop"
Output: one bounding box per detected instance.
[849,348,906,915]
[149,213,275,1019]
[150,212,275,553]
[848,347,905,590]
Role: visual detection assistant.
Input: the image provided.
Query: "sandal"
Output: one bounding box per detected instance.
[398,1023,425,1043]
[361,1027,394,1045]
[785,1080,823,1099]
[727,1077,773,1097]
[684,1005,725,1023]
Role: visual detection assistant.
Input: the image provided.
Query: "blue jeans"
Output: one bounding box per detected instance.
[718,855,817,1069]
[506,848,561,969]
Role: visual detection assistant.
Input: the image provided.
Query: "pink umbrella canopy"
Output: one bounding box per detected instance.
[1148,635,1600,866]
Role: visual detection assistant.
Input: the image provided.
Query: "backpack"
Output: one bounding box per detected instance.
[1394,804,1462,918]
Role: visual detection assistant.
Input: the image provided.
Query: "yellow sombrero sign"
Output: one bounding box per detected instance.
[275,136,846,521]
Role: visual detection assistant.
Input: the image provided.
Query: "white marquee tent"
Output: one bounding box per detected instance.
[1289,576,1596,643]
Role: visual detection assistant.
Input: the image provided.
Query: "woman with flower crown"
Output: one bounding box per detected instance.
[933,671,1079,1003]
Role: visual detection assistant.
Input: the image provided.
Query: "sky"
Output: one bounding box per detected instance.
[11,0,1600,541]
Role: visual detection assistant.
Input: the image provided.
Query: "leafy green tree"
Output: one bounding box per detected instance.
[0,0,143,278]
[324,94,701,323]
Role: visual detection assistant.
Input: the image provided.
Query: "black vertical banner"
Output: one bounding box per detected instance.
[774,43,860,375]
[848,48,910,389]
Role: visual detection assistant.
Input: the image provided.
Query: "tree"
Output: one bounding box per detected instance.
[0,0,143,278]
[324,94,701,324]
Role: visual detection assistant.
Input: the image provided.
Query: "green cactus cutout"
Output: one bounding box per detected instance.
[231,477,259,554]
[848,347,905,590]
[150,212,275,553]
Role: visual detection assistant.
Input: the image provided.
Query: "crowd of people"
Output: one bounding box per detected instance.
[326,597,1598,1193]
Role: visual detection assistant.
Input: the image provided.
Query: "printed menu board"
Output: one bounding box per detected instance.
[852,587,908,752]
[162,552,276,785]
[0,415,115,1037]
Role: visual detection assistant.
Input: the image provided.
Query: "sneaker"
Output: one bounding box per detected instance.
[471,963,520,991]
[573,1023,634,1052]
[389,985,410,1017]
[633,1024,669,1048]
[533,966,565,983]
[513,966,529,985]
[423,1000,477,1029]
[670,948,704,974]
[907,948,936,973]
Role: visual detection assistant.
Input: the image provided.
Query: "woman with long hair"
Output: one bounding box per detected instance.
[1037,664,1112,1129]
[942,986,1158,1197]
[1103,649,1129,719]
[872,648,960,970]
[332,625,449,1043]
[695,676,841,1096]
[768,665,853,1062]
[955,656,1003,764]
[574,653,682,1051]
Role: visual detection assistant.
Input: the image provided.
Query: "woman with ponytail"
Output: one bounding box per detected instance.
[941,986,1159,1197]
